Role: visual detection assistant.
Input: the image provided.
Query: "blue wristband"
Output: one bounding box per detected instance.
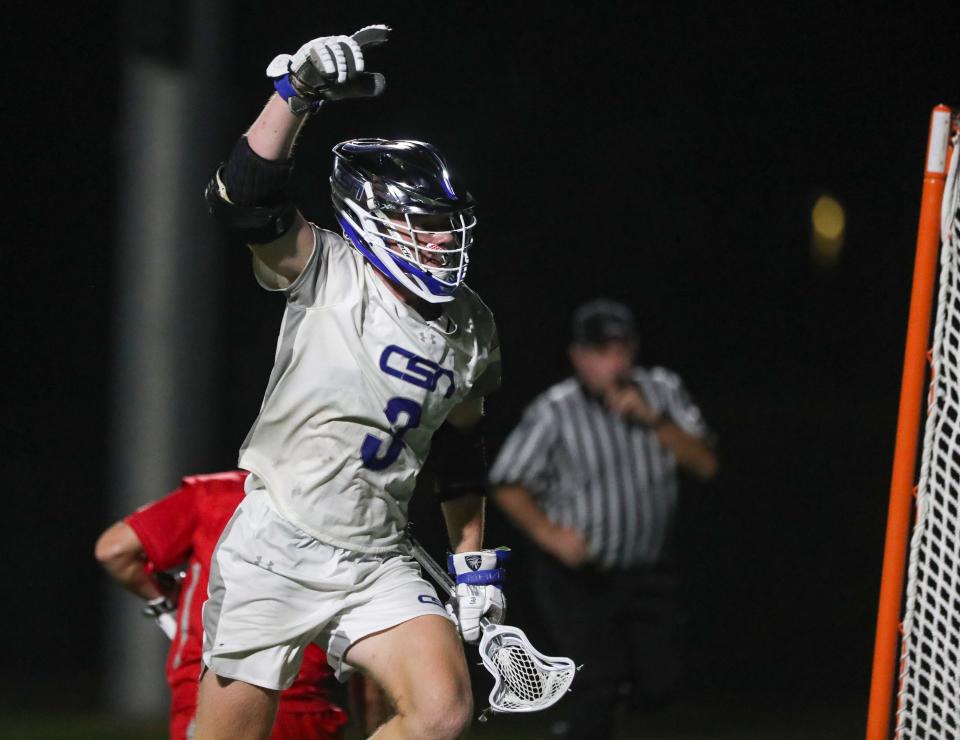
[447,548,510,588]
[272,74,300,103]
[272,74,322,115]
[454,568,506,587]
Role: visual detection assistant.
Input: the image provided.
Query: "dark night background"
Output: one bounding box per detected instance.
[4,1,959,735]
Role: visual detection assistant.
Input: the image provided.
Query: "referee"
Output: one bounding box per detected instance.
[490,298,717,739]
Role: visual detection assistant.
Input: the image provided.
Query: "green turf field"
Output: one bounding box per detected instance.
[0,696,864,739]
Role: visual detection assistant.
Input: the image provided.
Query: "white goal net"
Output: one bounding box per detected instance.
[897,124,960,739]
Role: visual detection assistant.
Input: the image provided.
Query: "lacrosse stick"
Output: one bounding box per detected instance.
[406,535,578,720]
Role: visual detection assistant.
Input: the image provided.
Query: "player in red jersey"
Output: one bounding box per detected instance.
[95,471,347,739]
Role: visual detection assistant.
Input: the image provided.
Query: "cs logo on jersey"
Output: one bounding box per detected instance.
[361,345,457,472]
[380,345,456,398]
[418,594,443,607]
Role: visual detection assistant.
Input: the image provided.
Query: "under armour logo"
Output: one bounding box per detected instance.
[465,554,483,571]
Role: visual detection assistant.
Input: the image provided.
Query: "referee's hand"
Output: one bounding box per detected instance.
[537,523,590,569]
[605,381,659,425]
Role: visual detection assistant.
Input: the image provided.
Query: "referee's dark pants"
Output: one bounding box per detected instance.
[531,548,685,739]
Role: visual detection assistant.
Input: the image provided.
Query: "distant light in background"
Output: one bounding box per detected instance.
[811,193,846,268]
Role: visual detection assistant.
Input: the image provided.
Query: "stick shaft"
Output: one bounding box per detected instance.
[406,536,457,598]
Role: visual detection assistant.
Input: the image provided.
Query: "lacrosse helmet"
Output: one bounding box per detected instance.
[330,139,477,303]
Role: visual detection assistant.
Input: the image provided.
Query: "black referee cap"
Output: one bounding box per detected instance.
[571,299,636,345]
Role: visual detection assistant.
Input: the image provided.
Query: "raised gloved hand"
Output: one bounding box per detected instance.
[266,25,391,116]
[446,548,509,643]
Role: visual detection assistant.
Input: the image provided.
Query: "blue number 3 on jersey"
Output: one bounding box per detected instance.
[361,345,456,471]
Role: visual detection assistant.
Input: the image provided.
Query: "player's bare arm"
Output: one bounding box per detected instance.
[94,521,162,601]
[441,495,484,552]
[429,394,511,645]
[436,395,488,553]
[96,520,180,639]
[244,95,314,281]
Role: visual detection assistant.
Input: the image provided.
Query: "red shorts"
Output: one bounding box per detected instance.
[170,706,347,740]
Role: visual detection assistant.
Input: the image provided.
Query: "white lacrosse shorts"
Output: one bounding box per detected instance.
[202,488,452,689]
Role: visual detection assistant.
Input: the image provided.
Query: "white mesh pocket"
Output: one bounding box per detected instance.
[479,624,577,714]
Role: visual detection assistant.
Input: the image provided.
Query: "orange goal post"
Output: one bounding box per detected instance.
[867,104,960,740]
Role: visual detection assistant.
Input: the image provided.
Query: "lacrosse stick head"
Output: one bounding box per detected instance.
[477,622,577,714]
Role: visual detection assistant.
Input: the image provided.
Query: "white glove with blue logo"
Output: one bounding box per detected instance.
[266,25,390,115]
[446,548,509,643]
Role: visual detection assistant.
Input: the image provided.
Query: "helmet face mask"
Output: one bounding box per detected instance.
[330,139,477,303]
[368,208,475,285]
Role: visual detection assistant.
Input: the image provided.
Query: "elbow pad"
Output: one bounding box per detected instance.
[205,173,297,244]
[205,135,297,244]
[431,422,489,502]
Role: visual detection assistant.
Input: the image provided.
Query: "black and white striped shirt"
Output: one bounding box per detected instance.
[489,367,710,569]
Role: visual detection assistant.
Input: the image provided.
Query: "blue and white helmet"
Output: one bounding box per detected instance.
[330,139,477,303]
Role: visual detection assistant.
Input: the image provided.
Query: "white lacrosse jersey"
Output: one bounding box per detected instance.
[239,224,500,554]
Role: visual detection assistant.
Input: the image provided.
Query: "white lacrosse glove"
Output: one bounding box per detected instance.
[266,25,390,116]
[142,596,178,640]
[446,548,510,643]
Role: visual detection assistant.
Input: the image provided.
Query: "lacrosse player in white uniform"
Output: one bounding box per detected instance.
[196,26,507,740]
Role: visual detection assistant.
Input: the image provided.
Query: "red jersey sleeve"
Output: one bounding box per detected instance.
[124,481,198,570]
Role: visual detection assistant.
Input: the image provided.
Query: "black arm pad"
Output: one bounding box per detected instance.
[205,135,298,244]
[205,173,298,245]
[430,422,489,502]
[222,135,293,206]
